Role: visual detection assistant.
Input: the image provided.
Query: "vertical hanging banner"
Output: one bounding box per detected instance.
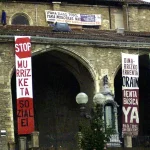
[122,53,139,136]
[15,36,34,135]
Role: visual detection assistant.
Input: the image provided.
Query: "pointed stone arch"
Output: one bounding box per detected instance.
[32,45,97,92]
[10,45,97,148]
[9,45,97,89]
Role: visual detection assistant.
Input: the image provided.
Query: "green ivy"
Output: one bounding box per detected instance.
[77,105,115,150]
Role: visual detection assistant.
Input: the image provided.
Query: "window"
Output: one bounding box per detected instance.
[11,14,29,25]
[114,13,124,29]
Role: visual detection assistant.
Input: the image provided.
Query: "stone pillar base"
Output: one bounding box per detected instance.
[8,142,15,150]
[124,135,132,148]
[1,136,8,150]
[31,131,39,148]
[19,136,27,150]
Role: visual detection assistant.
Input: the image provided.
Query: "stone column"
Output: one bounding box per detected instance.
[52,2,61,11]
[122,5,128,30]
[124,135,132,148]
[0,136,8,150]
[128,6,139,31]
[31,131,39,148]
[19,136,26,150]
[8,142,15,150]
[114,107,119,133]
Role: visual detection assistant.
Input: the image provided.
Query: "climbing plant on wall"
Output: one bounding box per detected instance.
[77,104,115,150]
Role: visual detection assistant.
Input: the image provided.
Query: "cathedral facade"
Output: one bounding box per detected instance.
[0,0,149,149]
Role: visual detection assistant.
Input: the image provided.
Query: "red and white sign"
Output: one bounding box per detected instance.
[15,36,34,135]
[122,53,139,136]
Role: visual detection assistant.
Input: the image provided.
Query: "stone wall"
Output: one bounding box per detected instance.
[0,38,148,149]
[60,4,111,30]
[1,2,53,26]
[138,7,150,32]
[0,2,122,30]
[0,2,150,32]
[0,43,15,150]
[0,1,149,149]
[127,6,150,32]
[30,43,150,95]
[128,6,139,31]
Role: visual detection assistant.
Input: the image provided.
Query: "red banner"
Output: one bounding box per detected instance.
[122,53,139,136]
[122,89,139,135]
[15,36,34,135]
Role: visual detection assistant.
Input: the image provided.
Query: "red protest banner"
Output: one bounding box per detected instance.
[17,98,34,134]
[15,36,34,135]
[122,89,139,136]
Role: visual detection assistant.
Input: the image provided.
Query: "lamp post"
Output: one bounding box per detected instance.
[76,75,121,149]
[76,92,106,119]
[76,92,88,117]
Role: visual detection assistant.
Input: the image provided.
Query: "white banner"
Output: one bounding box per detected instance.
[122,53,139,89]
[45,10,101,25]
[122,53,139,136]
[15,36,33,98]
[122,53,139,78]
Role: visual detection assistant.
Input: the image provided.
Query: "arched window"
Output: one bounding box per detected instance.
[11,14,29,25]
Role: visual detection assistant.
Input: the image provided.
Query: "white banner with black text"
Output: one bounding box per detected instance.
[122,53,139,136]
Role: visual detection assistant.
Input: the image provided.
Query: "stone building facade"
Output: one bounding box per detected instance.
[1,1,150,31]
[0,0,150,149]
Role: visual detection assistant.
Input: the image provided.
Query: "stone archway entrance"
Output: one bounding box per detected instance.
[114,54,150,136]
[11,50,95,150]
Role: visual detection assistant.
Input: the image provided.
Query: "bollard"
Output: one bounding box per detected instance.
[19,136,27,150]
[8,142,15,150]
[124,135,132,148]
[31,131,39,148]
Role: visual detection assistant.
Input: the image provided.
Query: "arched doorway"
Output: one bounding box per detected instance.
[114,54,150,136]
[11,50,95,149]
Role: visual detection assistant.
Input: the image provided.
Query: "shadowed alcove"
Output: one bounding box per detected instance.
[11,50,95,150]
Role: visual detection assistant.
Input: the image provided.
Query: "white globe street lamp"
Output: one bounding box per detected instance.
[76,92,88,104]
[76,92,88,117]
[93,93,105,105]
